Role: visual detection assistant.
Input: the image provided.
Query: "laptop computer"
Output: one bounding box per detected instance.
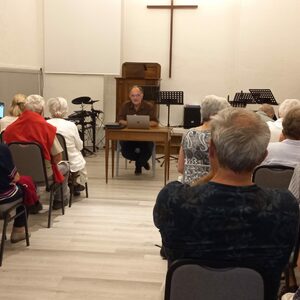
[127,115,150,129]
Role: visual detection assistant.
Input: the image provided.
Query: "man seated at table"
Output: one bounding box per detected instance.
[154,107,299,300]
[117,85,158,175]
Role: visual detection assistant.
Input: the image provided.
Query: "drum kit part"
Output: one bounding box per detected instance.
[69,96,102,156]
[71,96,100,105]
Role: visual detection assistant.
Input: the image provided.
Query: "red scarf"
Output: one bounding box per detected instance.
[3,110,64,183]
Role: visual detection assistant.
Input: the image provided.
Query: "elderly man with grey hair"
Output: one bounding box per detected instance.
[268,98,300,142]
[154,108,299,300]
[4,95,69,209]
[177,95,230,184]
[47,97,87,195]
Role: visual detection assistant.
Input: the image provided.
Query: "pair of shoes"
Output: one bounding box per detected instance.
[143,162,150,171]
[11,231,31,244]
[52,199,69,210]
[28,201,43,214]
[134,166,142,175]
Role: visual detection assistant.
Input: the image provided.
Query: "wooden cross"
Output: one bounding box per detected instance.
[147,0,198,78]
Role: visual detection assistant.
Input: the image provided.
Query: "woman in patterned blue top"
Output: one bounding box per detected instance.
[178,95,230,184]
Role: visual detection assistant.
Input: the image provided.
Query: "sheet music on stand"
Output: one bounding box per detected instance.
[249,89,278,105]
[229,92,254,107]
[158,91,184,105]
[157,91,184,127]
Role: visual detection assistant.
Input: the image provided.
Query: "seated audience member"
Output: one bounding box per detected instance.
[117,85,158,175]
[256,103,276,122]
[0,93,26,132]
[262,106,300,167]
[0,144,28,242]
[177,95,230,184]
[154,107,299,300]
[47,97,87,196]
[3,95,69,209]
[282,287,300,300]
[268,98,300,142]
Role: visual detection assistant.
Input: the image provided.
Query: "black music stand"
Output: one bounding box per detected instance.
[142,85,160,101]
[249,89,278,105]
[157,91,184,127]
[229,92,255,107]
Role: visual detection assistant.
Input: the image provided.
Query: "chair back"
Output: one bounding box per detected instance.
[165,260,264,300]
[8,142,50,188]
[56,133,69,161]
[252,165,295,189]
[0,130,4,143]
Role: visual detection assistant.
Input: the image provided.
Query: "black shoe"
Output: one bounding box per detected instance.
[28,201,43,214]
[74,184,85,192]
[143,162,150,171]
[73,190,81,196]
[52,199,69,210]
[135,166,142,175]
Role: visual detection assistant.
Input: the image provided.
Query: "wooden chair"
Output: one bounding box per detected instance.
[0,197,30,266]
[56,133,88,207]
[165,259,264,300]
[8,142,64,228]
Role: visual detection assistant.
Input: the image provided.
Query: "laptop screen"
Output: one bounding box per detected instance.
[0,102,4,119]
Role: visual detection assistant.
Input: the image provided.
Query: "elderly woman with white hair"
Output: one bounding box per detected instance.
[3,95,69,209]
[268,98,300,142]
[177,95,230,185]
[47,97,87,195]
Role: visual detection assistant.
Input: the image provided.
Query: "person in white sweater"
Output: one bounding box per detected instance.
[267,98,300,142]
[263,106,300,167]
[47,97,87,195]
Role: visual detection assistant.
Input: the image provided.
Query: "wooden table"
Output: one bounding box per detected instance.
[105,127,171,185]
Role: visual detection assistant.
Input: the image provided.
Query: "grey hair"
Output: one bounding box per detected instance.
[210,107,270,172]
[24,95,45,114]
[47,97,68,118]
[278,99,300,118]
[200,95,230,122]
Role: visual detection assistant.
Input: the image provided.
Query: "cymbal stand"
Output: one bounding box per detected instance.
[78,103,93,157]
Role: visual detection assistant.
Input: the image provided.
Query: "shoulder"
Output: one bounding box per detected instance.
[142,100,154,109]
[156,181,188,203]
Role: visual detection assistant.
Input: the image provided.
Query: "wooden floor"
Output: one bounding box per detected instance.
[0,150,180,300]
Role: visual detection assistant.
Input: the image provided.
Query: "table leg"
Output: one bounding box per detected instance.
[105,135,109,184]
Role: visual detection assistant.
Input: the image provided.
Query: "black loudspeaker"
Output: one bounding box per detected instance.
[183,105,201,129]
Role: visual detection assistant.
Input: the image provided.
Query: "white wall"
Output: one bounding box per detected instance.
[43,74,104,117]
[122,0,300,126]
[0,0,43,69]
[1,0,300,126]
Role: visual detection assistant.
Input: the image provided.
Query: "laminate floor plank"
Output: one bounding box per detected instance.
[0,150,172,300]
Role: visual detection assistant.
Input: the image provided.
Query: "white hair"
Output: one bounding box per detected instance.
[200,95,230,122]
[210,107,270,172]
[24,95,45,114]
[47,97,68,118]
[278,99,300,118]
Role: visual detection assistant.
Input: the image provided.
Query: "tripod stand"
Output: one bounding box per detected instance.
[78,104,93,157]
[156,91,184,165]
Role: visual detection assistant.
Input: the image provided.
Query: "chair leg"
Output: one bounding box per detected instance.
[23,205,30,246]
[48,190,54,228]
[85,182,88,198]
[0,214,10,266]
[60,185,65,215]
